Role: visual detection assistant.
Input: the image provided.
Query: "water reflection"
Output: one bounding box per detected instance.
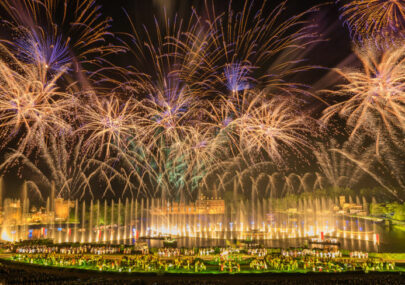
[2,197,405,253]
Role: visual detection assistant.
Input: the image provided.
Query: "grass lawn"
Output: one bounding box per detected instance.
[369,252,405,261]
[7,257,405,275]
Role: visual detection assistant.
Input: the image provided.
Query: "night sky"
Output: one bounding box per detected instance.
[0,0,354,199]
[2,0,396,202]
[95,0,355,100]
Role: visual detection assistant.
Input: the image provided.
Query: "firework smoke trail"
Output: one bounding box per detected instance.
[0,43,71,152]
[322,43,405,147]
[338,0,405,44]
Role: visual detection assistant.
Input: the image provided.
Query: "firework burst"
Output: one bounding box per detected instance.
[233,93,312,163]
[0,134,107,200]
[314,139,371,189]
[322,44,405,143]
[0,0,123,76]
[0,0,402,201]
[77,95,137,158]
[0,44,71,152]
[198,0,321,97]
[338,0,405,43]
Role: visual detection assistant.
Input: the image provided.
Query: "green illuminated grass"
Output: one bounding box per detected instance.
[6,257,405,275]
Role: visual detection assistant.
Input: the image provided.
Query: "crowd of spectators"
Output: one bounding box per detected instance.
[10,245,398,275]
[15,244,133,255]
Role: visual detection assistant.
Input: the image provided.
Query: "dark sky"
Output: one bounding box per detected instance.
[101,1,341,34]
[96,0,353,89]
[100,0,352,74]
[101,0,331,20]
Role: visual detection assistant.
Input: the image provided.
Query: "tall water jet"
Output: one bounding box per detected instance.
[124,198,128,241]
[0,176,3,212]
[58,208,62,243]
[103,200,107,242]
[73,200,78,242]
[140,198,144,236]
[66,199,70,242]
[81,201,85,243]
[50,183,56,241]
[150,198,155,235]
[88,200,93,243]
[129,199,134,240]
[0,178,7,241]
[46,198,50,239]
[134,199,138,239]
[21,181,28,241]
[117,199,121,242]
[50,182,55,213]
[110,200,114,242]
[145,198,149,236]
[96,200,100,242]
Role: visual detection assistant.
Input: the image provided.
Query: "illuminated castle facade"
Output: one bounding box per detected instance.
[151,195,225,215]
